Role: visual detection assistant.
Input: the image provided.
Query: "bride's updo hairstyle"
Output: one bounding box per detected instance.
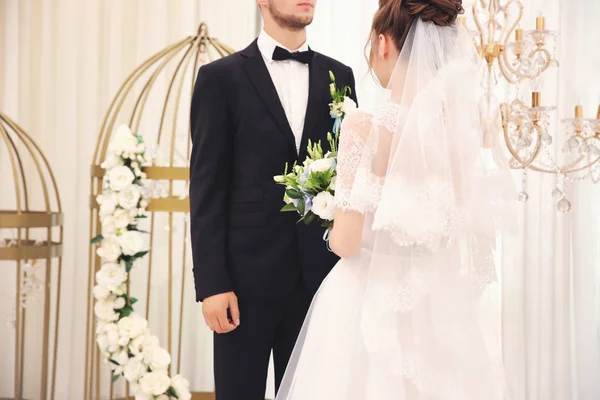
[370,0,464,52]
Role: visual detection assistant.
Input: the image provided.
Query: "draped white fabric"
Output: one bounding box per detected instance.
[1,0,599,399]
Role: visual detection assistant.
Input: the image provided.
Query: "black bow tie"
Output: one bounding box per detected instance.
[272,46,314,64]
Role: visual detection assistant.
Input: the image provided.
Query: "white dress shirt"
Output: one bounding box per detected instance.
[257,30,310,153]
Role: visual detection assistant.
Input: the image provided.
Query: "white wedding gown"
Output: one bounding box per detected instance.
[275,107,509,400]
[276,20,514,400]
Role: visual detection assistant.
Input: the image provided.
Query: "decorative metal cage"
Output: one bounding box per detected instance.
[85,24,234,400]
[0,111,63,400]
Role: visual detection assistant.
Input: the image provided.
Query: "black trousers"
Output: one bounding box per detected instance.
[213,283,311,400]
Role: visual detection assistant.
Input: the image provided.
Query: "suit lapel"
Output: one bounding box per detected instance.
[299,54,329,161]
[241,41,297,151]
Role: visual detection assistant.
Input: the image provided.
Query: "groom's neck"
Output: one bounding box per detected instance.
[263,21,307,51]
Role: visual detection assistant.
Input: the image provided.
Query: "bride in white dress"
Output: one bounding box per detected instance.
[276,0,517,399]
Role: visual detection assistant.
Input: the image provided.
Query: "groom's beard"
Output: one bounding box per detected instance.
[269,0,313,31]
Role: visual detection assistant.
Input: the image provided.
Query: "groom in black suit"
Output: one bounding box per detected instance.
[189,0,356,399]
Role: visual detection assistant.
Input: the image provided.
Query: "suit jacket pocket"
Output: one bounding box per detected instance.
[228,210,266,228]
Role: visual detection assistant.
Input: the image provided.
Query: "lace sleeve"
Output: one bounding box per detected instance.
[334,110,387,214]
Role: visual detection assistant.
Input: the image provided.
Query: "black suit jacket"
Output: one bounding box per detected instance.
[189,40,357,302]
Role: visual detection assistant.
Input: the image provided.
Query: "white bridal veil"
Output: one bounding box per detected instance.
[277,18,517,400]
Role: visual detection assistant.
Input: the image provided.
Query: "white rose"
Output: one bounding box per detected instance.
[329,175,337,191]
[309,158,335,173]
[108,165,135,192]
[124,357,146,382]
[94,300,119,322]
[113,209,132,229]
[118,313,148,340]
[99,195,118,218]
[96,334,109,352]
[148,346,171,371]
[111,350,129,367]
[135,389,153,400]
[97,236,122,262]
[342,96,357,115]
[93,284,111,300]
[312,192,336,221]
[113,296,126,310]
[119,185,142,210]
[118,231,144,256]
[171,375,191,400]
[130,334,159,356]
[110,125,140,154]
[113,282,127,296]
[102,216,118,236]
[139,371,171,396]
[104,323,120,352]
[96,262,127,291]
[101,151,124,170]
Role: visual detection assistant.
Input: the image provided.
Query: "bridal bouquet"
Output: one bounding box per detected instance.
[274,71,356,229]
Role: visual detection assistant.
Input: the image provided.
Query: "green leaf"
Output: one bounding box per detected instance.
[136,215,148,219]
[133,250,149,259]
[109,358,120,366]
[297,198,306,216]
[303,212,317,225]
[125,261,133,273]
[120,306,133,317]
[90,234,103,244]
[130,297,138,305]
[111,374,120,384]
[286,189,303,199]
[280,203,297,212]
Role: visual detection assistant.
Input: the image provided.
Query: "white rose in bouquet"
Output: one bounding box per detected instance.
[96,262,127,291]
[94,300,119,322]
[118,313,148,340]
[312,192,336,221]
[134,390,153,400]
[110,125,140,154]
[118,231,144,256]
[171,375,191,400]
[119,185,142,210]
[96,333,109,352]
[309,158,335,173]
[147,346,172,371]
[112,349,129,367]
[97,236,122,262]
[113,296,126,310]
[124,356,146,382]
[101,151,124,170]
[139,370,172,396]
[342,96,357,115]
[113,209,133,229]
[102,216,117,236]
[330,175,337,191]
[101,323,120,352]
[108,165,135,192]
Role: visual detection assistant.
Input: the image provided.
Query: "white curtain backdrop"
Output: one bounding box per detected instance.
[1,0,600,399]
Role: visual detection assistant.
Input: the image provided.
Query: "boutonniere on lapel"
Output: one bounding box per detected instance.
[273,71,357,239]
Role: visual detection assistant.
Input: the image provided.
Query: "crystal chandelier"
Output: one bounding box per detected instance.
[462,0,600,212]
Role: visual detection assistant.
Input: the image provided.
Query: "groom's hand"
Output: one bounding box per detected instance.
[202,291,240,334]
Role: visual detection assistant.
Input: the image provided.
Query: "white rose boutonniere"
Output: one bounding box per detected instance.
[108,165,135,192]
[118,230,144,256]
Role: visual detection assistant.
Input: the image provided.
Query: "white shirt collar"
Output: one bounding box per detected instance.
[257,30,310,63]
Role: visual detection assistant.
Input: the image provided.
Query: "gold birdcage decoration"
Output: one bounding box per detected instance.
[0,111,63,400]
[85,23,233,400]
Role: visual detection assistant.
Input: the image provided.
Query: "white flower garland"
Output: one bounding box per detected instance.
[93,125,191,400]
